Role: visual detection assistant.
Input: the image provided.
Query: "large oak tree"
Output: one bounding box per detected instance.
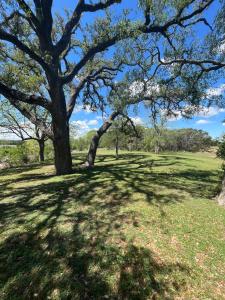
[0,0,214,174]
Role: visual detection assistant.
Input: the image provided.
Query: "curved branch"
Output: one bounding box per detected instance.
[61,36,118,84]
[0,29,51,73]
[0,81,51,109]
[55,0,122,56]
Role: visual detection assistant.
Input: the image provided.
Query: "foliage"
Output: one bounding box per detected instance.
[44,140,54,160]
[0,144,28,165]
[0,139,53,166]
[100,126,214,153]
[217,135,225,160]
[71,131,96,152]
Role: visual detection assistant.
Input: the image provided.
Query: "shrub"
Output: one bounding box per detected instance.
[217,138,225,160]
[0,145,28,166]
[45,140,54,160]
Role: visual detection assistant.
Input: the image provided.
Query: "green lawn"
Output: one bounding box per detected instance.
[0,150,225,299]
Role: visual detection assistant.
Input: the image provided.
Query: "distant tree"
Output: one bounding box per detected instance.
[0,100,50,161]
[108,125,214,153]
[217,135,225,160]
[174,128,213,152]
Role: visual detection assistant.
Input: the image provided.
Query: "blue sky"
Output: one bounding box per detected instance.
[58,0,225,139]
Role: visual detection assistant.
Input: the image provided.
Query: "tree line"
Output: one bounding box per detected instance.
[72,126,216,155]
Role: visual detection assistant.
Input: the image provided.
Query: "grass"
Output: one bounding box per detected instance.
[0,150,225,299]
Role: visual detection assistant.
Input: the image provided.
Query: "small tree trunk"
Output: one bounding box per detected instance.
[86,134,100,168]
[38,139,45,162]
[154,145,159,154]
[86,111,120,167]
[115,135,119,159]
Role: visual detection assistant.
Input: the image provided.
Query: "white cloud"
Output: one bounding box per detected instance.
[129,81,145,97]
[162,105,225,122]
[131,117,144,125]
[84,105,94,113]
[218,42,225,54]
[206,84,225,97]
[195,106,225,118]
[72,105,93,114]
[196,119,212,124]
[72,105,83,114]
[129,80,160,98]
[161,110,183,121]
[72,120,89,131]
[71,118,99,137]
[87,119,98,126]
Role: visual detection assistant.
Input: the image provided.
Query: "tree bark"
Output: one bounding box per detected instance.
[52,116,72,175]
[154,145,159,154]
[86,133,100,168]
[86,111,120,167]
[51,84,73,175]
[38,139,45,162]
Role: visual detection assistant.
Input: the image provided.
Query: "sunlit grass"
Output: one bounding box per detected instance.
[0,150,224,299]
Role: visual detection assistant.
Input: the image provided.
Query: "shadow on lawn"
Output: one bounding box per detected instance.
[0,153,218,299]
[0,185,189,299]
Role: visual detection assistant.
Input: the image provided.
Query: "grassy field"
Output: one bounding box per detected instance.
[0,150,224,299]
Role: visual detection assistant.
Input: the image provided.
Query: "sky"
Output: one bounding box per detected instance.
[1,0,225,140]
[64,0,225,139]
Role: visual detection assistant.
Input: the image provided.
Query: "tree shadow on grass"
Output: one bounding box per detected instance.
[0,230,189,299]
[0,174,218,297]
[0,157,193,299]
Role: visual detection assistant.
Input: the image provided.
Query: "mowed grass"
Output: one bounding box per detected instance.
[0,150,225,299]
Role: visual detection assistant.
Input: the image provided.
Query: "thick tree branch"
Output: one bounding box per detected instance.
[156,48,225,71]
[0,81,51,109]
[55,0,122,56]
[16,0,40,31]
[33,0,53,51]
[142,0,214,34]
[0,28,51,73]
[61,36,118,84]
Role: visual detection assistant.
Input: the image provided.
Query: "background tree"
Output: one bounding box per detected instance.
[102,126,214,153]
[217,134,225,160]
[0,99,50,161]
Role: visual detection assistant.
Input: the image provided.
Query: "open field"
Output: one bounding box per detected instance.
[0,151,225,299]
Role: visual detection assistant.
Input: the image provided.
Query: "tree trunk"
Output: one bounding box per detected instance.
[86,111,120,167]
[52,115,72,175]
[154,145,159,154]
[86,133,100,168]
[38,139,45,162]
[51,84,73,175]
[115,135,119,159]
